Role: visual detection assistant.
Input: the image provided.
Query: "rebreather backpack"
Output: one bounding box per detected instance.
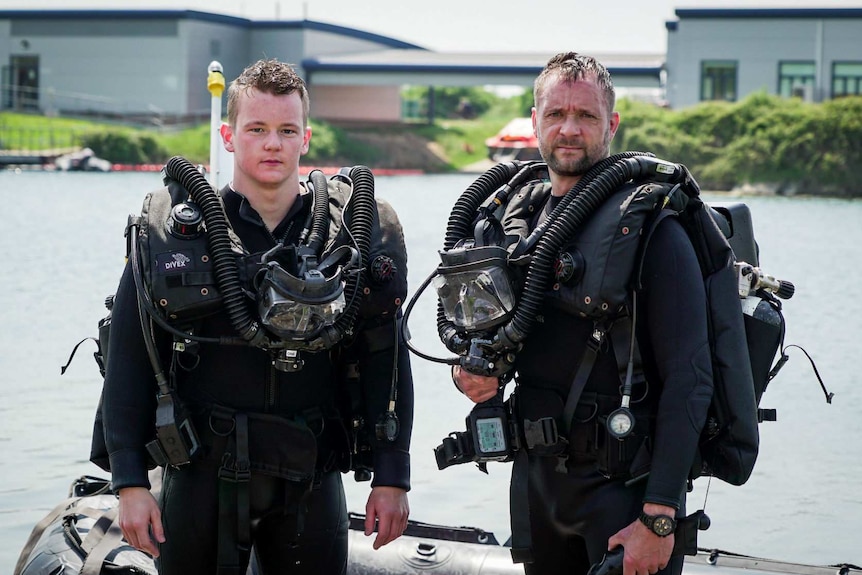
[639,183,831,486]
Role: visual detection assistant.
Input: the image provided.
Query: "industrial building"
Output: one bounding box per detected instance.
[1,7,860,123]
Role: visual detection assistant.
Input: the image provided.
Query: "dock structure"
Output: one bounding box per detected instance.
[0,148,76,169]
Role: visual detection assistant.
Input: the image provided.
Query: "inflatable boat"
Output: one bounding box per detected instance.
[13,475,861,575]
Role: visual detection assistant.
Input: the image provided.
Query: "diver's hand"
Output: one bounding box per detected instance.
[608,504,675,575]
[365,486,409,550]
[118,487,165,558]
[452,366,499,403]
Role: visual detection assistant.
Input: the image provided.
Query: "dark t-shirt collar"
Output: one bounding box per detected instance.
[223,184,307,238]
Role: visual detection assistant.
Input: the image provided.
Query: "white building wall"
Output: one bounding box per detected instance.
[821,19,862,99]
[667,14,862,108]
[6,18,187,116]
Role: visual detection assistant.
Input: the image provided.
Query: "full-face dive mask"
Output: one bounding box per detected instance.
[434,243,517,333]
[256,244,353,342]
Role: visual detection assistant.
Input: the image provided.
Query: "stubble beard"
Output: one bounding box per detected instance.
[540,131,611,178]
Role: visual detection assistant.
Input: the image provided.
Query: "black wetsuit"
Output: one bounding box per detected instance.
[512,192,713,575]
[102,187,413,575]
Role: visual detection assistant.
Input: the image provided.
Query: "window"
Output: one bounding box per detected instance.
[832,62,862,98]
[779,61,815,99]
[701,61,737,102]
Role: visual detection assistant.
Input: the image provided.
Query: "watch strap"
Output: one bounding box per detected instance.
[638,511,676,537]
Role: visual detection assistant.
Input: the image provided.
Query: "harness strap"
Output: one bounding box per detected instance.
[560,323,608,438]
[236,413,251,548]
[508,448,534,565]
[510,320,610,563]
[608,315,645,394]
[217,412,251,575]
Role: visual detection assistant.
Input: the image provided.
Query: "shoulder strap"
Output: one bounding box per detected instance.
[560,322,609,437]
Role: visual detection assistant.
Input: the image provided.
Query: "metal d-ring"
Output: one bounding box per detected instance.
[209,412,236,437]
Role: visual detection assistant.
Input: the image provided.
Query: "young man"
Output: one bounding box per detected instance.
[102,59,413,574]
[452,52,712,575]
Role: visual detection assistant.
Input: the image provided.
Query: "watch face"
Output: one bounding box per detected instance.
[653,516,675,536]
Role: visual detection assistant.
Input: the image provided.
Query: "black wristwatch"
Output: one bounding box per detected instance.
[638,512,677,537]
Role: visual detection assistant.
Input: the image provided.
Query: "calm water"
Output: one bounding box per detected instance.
[1,170,860,573]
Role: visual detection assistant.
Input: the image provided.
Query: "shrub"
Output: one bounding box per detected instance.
[79,129,167,163]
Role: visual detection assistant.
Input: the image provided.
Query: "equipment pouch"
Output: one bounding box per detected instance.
[207,408,318,483]
[248,412,318,482]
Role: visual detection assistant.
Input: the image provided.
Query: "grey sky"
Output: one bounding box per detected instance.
[3,0,859,54]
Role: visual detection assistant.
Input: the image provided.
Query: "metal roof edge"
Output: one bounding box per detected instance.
[0,9,251,25]
[252,19,425,50]
[302,59,663,78]
[0,9,426,47]
[674,8,862,19]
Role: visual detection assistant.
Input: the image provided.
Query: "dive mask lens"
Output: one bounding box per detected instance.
[258,265,346,340]
[434,246,516,332]
[259,289,346,339]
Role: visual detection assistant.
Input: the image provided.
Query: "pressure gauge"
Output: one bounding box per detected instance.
[606,407,634,439]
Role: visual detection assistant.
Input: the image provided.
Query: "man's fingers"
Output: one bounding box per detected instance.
[139,529,161,558]
[364,512,376,536]
[373,521,392,549]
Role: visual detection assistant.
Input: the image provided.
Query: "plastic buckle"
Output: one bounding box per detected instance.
[219,458,251,483]
[523,417,560,450]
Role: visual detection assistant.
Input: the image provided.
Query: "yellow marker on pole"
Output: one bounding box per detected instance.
[207,60,225,187]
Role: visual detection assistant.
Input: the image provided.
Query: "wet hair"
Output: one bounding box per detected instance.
[226,58,310,128]
[533,52,616,114]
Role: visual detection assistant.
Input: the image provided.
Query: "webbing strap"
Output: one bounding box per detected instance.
[13,496,80,575]
[508,449,534,564]
[81,515,126,575]
[80,507,118,554]
[608,315,644,392]
[560,325,606,437]
[217,413,251,575]
[236,413,251,549]
[14,498,127,575]
[217,481,239,574]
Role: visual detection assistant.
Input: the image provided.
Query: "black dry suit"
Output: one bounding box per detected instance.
[435,158,714,574]
[98,159,413,575]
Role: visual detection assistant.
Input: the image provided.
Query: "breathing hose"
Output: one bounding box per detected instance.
[435,161,544,347]
[330,165,376,342]
[442,161,522,250]
[499,154,684,349]
[164,156,266,347]
[305,169,332,254]
[161,157,376,351]
[434,153,646,354]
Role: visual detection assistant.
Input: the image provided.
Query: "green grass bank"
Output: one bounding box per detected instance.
[2,92,861,196]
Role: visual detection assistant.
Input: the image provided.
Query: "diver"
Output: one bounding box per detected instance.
[444,53,714,575]
[99,59,413,575]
